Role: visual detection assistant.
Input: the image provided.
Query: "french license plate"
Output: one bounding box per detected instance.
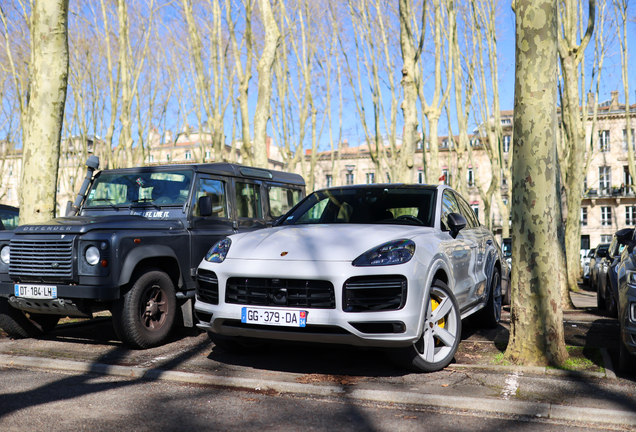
[241,307,307,327]
[14,284,57,299]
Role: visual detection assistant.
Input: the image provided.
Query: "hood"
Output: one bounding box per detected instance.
[14,215,183,235]
[227,224,434,262]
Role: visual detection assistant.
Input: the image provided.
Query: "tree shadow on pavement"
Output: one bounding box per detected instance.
[0,337,211,419]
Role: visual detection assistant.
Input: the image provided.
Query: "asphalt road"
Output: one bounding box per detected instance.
[0,367,623,432]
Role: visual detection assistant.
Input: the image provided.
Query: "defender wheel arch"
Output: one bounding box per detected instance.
[119,245,182,289]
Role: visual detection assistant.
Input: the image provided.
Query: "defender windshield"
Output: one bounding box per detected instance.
[280,187,436,227]
[85,170,193,207]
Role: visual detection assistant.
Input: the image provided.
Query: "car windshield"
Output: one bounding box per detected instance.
[85,170,193,207]
[280,187,436,227]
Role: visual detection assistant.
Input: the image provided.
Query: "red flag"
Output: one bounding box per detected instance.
[439,174,446,182]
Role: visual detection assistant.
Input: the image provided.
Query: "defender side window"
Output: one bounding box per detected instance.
[268,186,302,218]
[235,182,262,218]
[192,179,228,218]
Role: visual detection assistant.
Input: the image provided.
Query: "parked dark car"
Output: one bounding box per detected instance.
[583,248,595,285]
[596,230,633,317]
[502,237,511,304]
[590,243,610,291]
[0,205,19,231]
[0,157,305,349]
[612,229,636,371]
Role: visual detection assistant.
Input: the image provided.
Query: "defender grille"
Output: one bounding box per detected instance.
[343,276,407,312]
[9,237,74,280]
[226,277,335,309]
[196,269,219,305]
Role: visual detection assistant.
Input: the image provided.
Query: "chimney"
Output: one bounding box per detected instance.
[341,138,349,149]
[611,91,620,110]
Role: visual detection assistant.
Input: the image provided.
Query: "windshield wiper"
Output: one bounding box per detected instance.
[129,198,160,209]
[88,198,119,209]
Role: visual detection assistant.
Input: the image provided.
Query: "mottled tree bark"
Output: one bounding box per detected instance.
[20,0,69,224]
[504,0,568,366]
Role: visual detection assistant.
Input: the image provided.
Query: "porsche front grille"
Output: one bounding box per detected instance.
[225,277,335,309]
[343,276,407,312]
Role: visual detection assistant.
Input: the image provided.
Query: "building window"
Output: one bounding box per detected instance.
[366,172,375,184]
[441,169,449,186]
[185,150,192,160]
[205,150,211,160]
[7,188,11,200]
[583,176,588,192]
[166,154,171,162]
[627,206,636,226]
[581,235,590,250]
[470,138,481,147]
[502,118,511,125]
[326,174,333,188]
[416,140,422,150]
[580,207,588,226]
[623,129,635,151]
[624,166,632,188]
[441,139,449,149]
[346,173,354,185]
[601,234,613,243]
[467,168,475,187]
[601,206,612,226]
[148,155,154,163]
[470,204,479,220]
[418,170,424,184]
[599,130,610,152]
[386,173,391,183]
[503,135,511,153]
[599,166,611,192]
[8,165,12,176]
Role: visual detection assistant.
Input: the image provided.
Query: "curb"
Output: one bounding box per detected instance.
[1,354,634,426]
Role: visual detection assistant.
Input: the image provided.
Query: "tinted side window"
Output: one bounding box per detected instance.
[235,182,262,218]
[454,192,478,228]
[191,178,228,218]
[268,186,302,218]
[441,191,461,231]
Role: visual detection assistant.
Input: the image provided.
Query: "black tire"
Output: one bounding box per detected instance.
[619,338,636,374]
[474,268,502,328]
[389,279,461,372]
[605,280,618,318]
[596,280,606,311]
[207,332,267,354]
[112,269,177,349]
[0,297,60,338]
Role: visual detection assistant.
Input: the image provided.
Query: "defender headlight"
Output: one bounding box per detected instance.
[85,246,100,266]
[0,246,9,264]
[353,239,415,267]
[628,270,636,286]
[205,238,231,263]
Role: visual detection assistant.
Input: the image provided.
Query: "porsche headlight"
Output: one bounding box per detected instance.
[0,246,10,264]
[205,238,232,263]
[85,246,100,266]
[353,239,415,267]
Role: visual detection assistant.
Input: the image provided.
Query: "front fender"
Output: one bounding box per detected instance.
[118,245,181,286]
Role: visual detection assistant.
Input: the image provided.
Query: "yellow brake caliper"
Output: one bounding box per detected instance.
[431,296,446,347]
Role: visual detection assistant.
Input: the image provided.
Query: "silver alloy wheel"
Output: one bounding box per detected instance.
[414,285,460,364]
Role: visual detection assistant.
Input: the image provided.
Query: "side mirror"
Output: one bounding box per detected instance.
[447,212,467,239]
[198,196,212,217]
[596,249,608,258]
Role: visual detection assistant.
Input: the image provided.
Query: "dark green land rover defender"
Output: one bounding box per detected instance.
[0,157,305,348]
